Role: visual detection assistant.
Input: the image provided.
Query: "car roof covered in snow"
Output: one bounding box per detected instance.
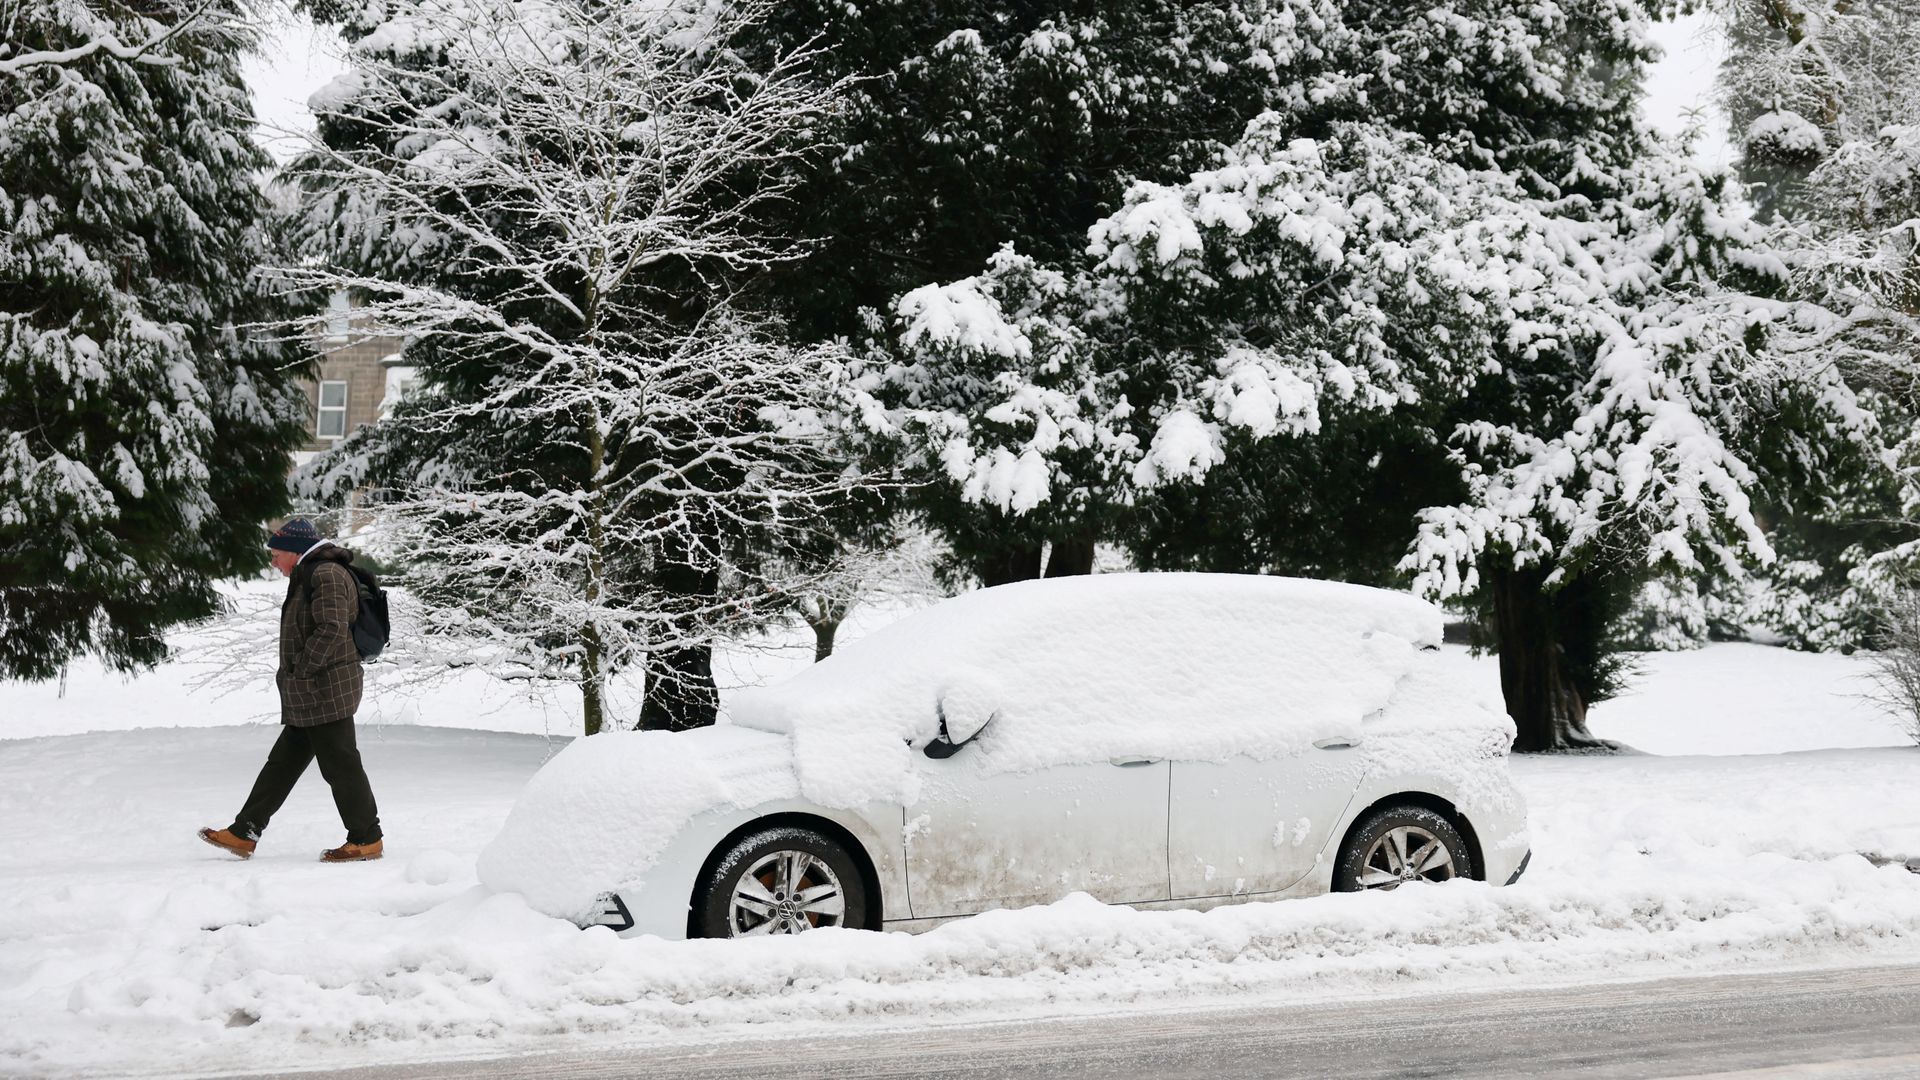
[730,573,1462,805]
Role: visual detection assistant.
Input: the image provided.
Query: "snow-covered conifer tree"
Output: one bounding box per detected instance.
[864,0,1880,749]
[1706,0,1920,649]
[747,0,1352,584]
[0,1,305,681]
[287,0,858,735]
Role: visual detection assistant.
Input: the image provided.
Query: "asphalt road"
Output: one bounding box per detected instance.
[273,962,1920,1080]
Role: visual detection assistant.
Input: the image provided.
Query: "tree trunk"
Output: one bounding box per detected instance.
[1043,533,1096,577]
[579,285,613,737]
[978,543,1044,587]
[639,554,721,732]
[811,618,839,662]
[639,642,717,732]
[1487,563,1610,752]
[581,375,610,737]
[580,620,606,736]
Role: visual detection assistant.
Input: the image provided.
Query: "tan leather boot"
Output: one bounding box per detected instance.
[198,827,256,859]
[320,839,383,863]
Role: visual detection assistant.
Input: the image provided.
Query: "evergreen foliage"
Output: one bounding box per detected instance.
[1710,0,1920,650]
[0,0,305,681]
[856,0,1877,747]
[746,1,1320,581]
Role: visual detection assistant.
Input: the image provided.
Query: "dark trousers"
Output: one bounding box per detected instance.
[232,718,382,845]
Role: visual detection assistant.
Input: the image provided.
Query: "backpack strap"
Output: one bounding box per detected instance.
[301,556,374,597]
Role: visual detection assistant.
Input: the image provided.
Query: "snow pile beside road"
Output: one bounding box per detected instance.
[733,573,1455,806]
[477,725,797,920]
[4,726,1918,1077]
[41,860,1920,1074]
[3,638,1917,1077]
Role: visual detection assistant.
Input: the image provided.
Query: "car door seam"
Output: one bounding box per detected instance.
[1164,759,1173,901]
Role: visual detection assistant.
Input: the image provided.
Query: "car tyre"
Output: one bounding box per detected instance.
[692,825,869,939]
[1334,804,1475,892]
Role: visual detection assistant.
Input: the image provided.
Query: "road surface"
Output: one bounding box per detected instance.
[269,962,1920,1079]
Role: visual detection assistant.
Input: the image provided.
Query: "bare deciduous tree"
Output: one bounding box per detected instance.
[1863,589,1920,744]
[761,525,950,662]
[284,0,866,735]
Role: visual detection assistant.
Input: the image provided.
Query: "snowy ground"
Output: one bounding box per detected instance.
[0,577,901,742]
[2,589,1918,1078]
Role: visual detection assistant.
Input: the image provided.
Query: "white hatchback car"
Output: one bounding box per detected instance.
[478,574,1531,938]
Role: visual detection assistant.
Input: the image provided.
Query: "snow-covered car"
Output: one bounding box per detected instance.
[478,574,1531,939]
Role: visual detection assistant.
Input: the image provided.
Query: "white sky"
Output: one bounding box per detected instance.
[1643,11,1735,169]
[239,9,348,164]
[238,11,1734,168]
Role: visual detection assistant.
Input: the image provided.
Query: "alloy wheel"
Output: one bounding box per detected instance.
[1355,824,1459,890]
[727,849,848,935]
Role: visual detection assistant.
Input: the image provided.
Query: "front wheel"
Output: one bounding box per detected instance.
[692,825,868,938]
[1334,805,1474,892]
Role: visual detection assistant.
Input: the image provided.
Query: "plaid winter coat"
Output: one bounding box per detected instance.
[277,545,364,727]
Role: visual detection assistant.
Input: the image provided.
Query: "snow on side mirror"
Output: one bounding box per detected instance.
[925,683,998,758]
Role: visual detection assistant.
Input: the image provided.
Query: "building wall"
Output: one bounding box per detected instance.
[296,333,408,455]
[287,297,413,538]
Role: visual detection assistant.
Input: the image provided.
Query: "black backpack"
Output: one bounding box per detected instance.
[307,562,392,661]
[344,565,392,660]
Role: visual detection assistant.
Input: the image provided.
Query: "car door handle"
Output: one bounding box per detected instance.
[1109,757,1162,767]
[1312,737,1362,750]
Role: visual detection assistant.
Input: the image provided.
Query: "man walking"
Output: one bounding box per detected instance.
[199,519,384,862]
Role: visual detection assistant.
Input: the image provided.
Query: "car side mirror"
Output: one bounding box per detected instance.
[924,684,998,759]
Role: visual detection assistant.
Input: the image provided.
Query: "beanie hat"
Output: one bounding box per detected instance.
[267,518,322,555]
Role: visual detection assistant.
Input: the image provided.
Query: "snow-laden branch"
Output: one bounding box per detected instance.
[0,0,225,76]
[863,110,1889,603]
[279,0,872,733]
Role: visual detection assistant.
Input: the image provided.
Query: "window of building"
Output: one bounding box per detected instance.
[317,380,348,438]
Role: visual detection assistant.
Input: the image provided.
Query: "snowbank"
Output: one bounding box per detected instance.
[476,725,796,920]
[5,591,1918,1077]
[732,573,1451,807]
[2,727,1916,1078]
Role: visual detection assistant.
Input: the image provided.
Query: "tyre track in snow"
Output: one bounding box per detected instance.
[264,961,1920,1080]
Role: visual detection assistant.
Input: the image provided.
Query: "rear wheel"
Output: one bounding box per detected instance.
[692,825,868,938]
[1334,805,1474,892]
